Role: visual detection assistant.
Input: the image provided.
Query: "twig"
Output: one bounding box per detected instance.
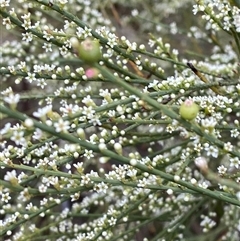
[187,62,226,95]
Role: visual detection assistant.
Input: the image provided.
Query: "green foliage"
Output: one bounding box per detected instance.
[0,0,240,241]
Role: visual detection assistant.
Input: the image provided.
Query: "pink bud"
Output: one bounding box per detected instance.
[85,68,99,79]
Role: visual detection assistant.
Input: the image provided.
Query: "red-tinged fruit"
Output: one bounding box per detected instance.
[179,99,199,120]
[78,38,101,64]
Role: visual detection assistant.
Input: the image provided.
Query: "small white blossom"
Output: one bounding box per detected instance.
[43,30,54,41]
[42,42,52,52]
[4,170,18,185]
[93,182,108,193]
[22,32,33,43]
[0,0,10,8]
[230,157,240,169]
[58,0,68,4]
[217,165,227,175]
[3,17,12,29]
[108,217,117,226]
[233,14,240,32]
[54,119,70,132]
[3,93,20,106]
[1,192,11,203]
[200,215,216,232]
[10,130,27,146]
[204,143,219,158]
[38,184,47,193]
[25,72,36,83]
[230,129,239,138]
[223,142,233,152]
[33,105,52,119]
[76,26,92,38]
[83,149,94,159]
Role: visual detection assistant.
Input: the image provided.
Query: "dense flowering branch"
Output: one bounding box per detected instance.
[1,0,240,240]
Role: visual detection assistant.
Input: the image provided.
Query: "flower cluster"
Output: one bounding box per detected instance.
[0,0,240,240]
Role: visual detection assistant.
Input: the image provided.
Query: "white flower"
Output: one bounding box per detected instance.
[38,184,47,193]
[25,72,36,83]
[80,174,91,186]
[88,114,101,126]
[36,78,47,89]
[10,130,27,146]
[230,129,239,138]
[2,17,12,29]
[42,30,53,41]
[82,106,95,119]
[33,105,52,119]
[230,157,240,169]
[200,215,216,232]
[93,182,108,193]
[4,170,18,185]
[108,217,117,226]
[76,26,92,38]
[1,192,11,203]
[73,162,84,174]
[203,143,219,158]
[54,119,70,132]
[58,0,68,4]
[0,0,10,8]
[32,128,43,140]
[201,117,217,129]
[22,32,33,43]
[0,123,11,135]
[3,93,20,106]
[192,5,199,15]
[42,42,52,52]
[217,165,227,175]
[233,14,240,32]
[223,142,233,152]
[83,149,94,159]
[70,192,80,201]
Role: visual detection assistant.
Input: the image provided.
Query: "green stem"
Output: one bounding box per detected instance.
[1,105,240,206]
[0,196,68,236]
[95,64,240,158]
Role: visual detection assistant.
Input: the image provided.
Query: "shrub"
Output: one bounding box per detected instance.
[0,0,240,240]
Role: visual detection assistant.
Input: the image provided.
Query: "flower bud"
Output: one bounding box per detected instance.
[194,156,208,173]
[85,67,100,79]
[114,143,122,155]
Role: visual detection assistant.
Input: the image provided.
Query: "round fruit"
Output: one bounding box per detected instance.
[78,38,101,64]
[179,99,199,120]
